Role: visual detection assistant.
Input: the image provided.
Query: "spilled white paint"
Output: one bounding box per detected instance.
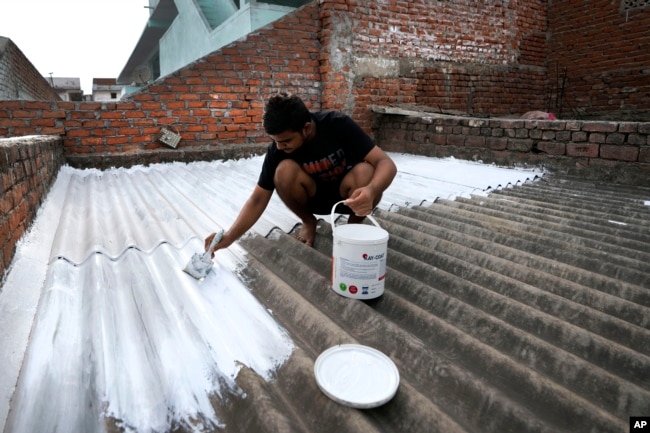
[0,154,543,432]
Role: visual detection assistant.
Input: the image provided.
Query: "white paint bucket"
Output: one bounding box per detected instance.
[331,201,389,299]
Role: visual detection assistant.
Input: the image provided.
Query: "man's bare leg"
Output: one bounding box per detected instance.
[274,159,318,246]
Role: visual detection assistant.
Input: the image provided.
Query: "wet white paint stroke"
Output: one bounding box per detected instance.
[6,242,294,433]
[3,161,295,433]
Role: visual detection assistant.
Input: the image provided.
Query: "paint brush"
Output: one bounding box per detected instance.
[183,230,223,279]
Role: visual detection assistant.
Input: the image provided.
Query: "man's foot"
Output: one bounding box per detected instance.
[293,217,317,247]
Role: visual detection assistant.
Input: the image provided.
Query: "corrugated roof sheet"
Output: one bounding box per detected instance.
[2,153,649,433]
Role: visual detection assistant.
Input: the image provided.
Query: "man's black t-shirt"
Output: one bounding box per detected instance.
[257,111,375,191]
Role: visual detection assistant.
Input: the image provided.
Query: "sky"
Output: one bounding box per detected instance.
[0,0,151,94]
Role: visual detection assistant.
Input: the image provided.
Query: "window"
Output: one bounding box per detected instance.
[111,92,117,99]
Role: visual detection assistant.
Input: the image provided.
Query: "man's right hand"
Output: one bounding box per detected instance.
[204,232,224,258]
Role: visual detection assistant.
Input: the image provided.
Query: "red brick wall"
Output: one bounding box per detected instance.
[0,136,64,278]
[410,65,548,118]
[1,0,550,166]
[0,0,648,162]
[319,0,550,131]
[547,1,650,120]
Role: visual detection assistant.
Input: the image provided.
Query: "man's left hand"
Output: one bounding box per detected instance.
[345,186,375,216]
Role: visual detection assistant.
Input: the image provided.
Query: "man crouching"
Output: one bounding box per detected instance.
[205,92,397,255]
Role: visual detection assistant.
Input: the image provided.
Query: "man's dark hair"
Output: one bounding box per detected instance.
[263,93,311,134]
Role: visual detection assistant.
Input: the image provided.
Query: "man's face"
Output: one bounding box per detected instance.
[269,122,312,153]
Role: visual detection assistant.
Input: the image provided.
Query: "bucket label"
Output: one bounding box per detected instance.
[340,257,380,280]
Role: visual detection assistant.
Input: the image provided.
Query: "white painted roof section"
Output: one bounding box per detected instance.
[0,154,543,432]
[381,153,539,208]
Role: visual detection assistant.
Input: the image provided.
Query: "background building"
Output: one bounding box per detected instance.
[47,77,83,101]
[92,78,125,101]
[118,0,310,94]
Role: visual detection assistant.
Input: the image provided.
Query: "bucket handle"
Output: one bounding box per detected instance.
[331,200,381,230]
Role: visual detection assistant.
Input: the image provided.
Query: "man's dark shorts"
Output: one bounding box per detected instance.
[308,180,353,215]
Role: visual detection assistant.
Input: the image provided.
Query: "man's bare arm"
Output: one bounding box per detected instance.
[205,185,273,256]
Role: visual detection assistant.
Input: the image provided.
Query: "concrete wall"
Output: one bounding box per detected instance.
[0,136,65,279]
[0,37,60,101]
[159,0,213,76]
